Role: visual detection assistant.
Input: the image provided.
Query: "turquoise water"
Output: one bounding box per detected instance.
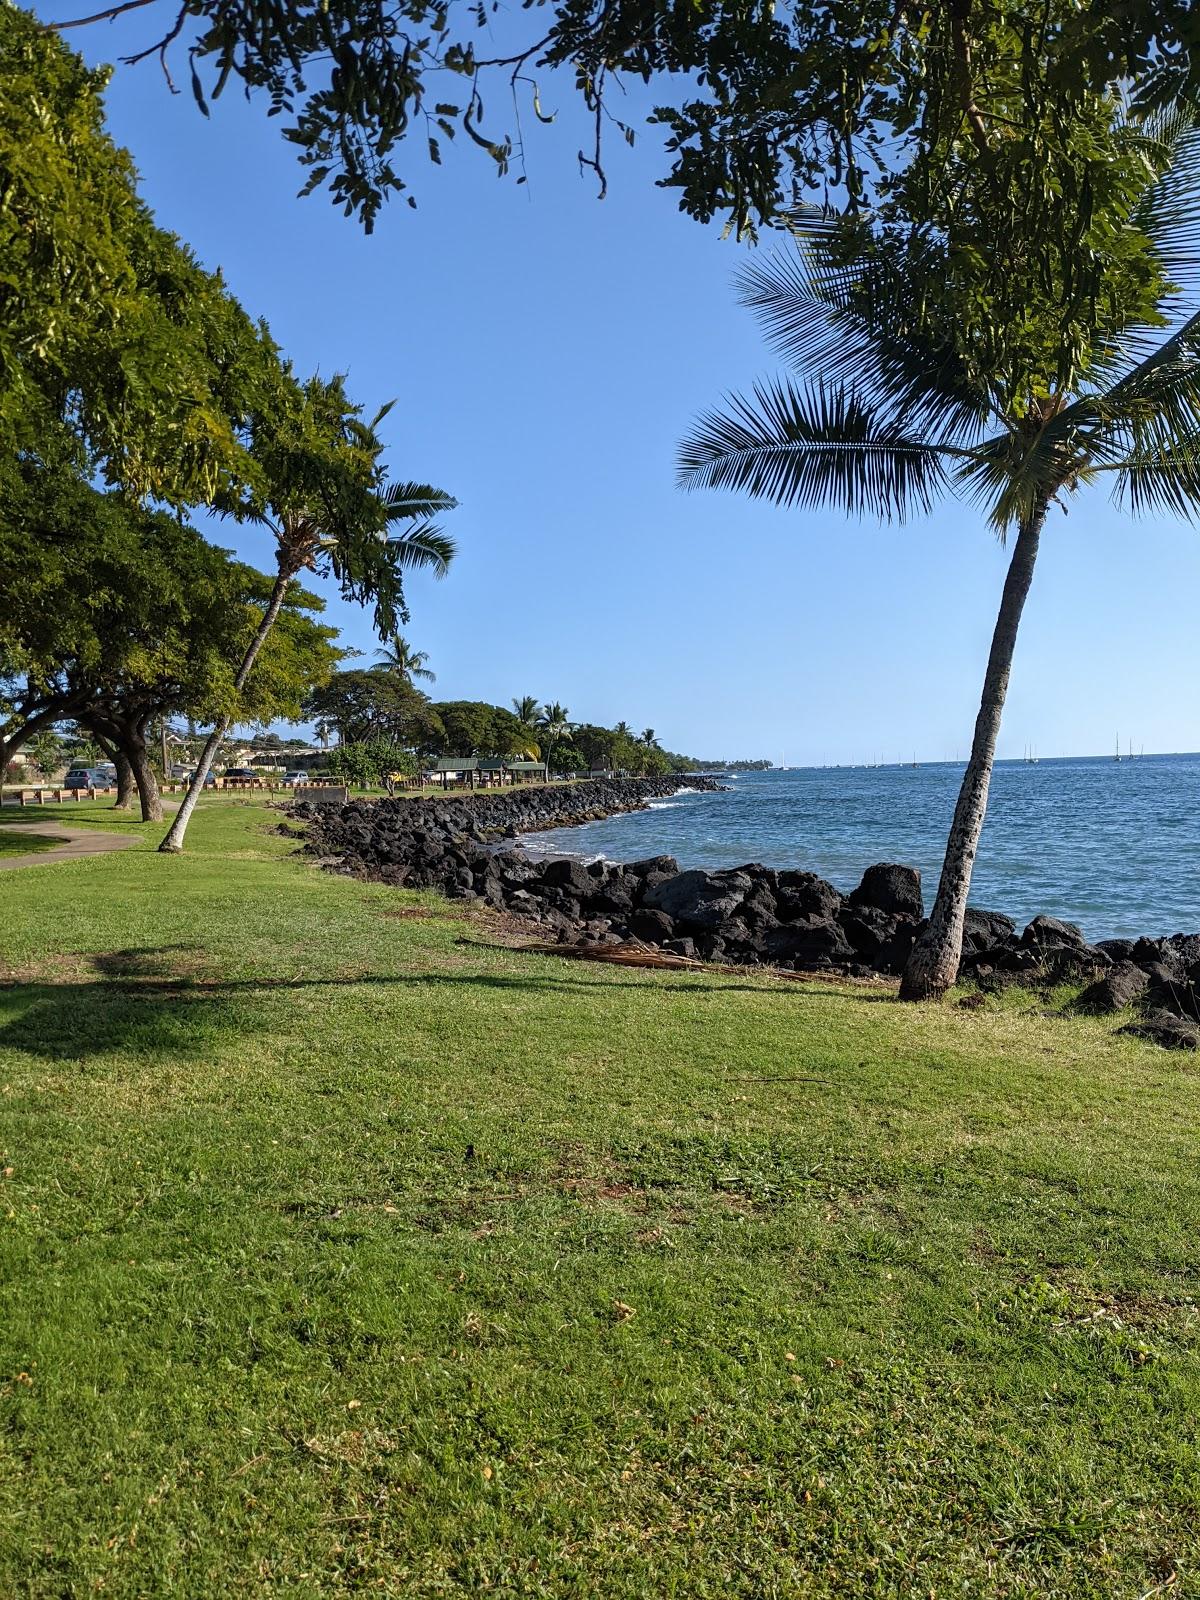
[522,756,1200,940]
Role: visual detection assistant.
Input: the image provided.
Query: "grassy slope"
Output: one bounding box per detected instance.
[0,800,1197,1598]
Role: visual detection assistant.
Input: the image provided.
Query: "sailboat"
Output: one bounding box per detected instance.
[1114,734,1122,764]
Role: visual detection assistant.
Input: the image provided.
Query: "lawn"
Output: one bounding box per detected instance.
[0,799,1197,1597]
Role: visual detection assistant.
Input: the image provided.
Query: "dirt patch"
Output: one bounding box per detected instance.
[1,945,214,991]
[0,951,94,987]
[1055,1285,1200,1335]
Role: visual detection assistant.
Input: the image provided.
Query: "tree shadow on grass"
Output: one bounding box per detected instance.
[0,807,151,828]
[0,944,841,1061]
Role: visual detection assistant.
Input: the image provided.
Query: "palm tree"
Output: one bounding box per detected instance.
[537,702,572,744]
[641,728,658,748]
[160,378,455,851]
[373,635,435,683]
[679,147,1200,1000]
[512,695,542,724]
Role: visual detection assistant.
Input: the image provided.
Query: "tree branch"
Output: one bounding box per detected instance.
[49,0,161,32]
[949,0,993,159]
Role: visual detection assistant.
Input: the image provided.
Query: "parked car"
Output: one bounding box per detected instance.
[63,767,110,790]
[281,771,309,787]
[183,769,217,787]
[221,767,260,783]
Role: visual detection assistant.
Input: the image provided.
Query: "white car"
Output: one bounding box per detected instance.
[281,771,309,787]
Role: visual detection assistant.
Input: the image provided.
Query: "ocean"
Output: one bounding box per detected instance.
[520,756,1200,941]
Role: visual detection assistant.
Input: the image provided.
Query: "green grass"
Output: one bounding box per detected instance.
[0,827,60,856]
[0,800,1197,1597]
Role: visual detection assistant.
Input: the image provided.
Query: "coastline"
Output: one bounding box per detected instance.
[294,780,1200,1050]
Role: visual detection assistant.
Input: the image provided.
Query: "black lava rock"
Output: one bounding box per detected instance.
[848,863,924,920]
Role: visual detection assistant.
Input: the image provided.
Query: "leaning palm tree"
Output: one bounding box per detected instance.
[512,695,542,724]
[160,376,456,851]
[373,635,435,683]
[679,137,1200,999]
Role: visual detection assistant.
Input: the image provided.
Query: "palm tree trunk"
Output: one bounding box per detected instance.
[899,500,1047,1001]
[158,568,293,853]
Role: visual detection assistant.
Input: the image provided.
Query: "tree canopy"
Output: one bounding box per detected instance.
[0,467,342,775]
[303,667,446,748]
[46,0,1200,232]
[2,5,280,505]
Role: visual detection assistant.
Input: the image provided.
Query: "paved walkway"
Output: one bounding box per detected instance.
[0,822,142,871]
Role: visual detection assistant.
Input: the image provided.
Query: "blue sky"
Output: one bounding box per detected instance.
[48,12,1200,761]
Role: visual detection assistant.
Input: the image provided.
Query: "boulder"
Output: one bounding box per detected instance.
[1039,945,1111,983]
[848,863,923,920]
[1163,933,1200,970]
[626,855,680,878]
[740,881,780,927]
[593,872,635,914]
[1146,975,1200,1023]
[1118,1009,1200,1051]
[1096,937,1137,963]
[838,904,896,959]
[874,919,920,975]
[774,871,843,922]
[1071,961,1151,1014]
[543,858,595,898]
[762,918,854,965]
[1020,914,1086,951]
[963,908,1017,951]
[628,908,676,944]
[642,869,753,931]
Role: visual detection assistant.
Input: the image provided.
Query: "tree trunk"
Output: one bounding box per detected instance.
[126,716,164,822]
[158,567,293,853]
[93,732,135,809]
[113,749,136,809]
[899,502,1047,1001]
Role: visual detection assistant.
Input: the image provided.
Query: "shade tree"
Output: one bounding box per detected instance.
[0,471,343,819]
[302,669,445,749]
[47,0,1200,235]
[1,6,278,508]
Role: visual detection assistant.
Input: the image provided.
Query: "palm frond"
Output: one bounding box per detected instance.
[1069,310,1200,463]
[386,522,456,577]
[736,227,994,446]
[381,482,459,521]
[951,428,1068,533]
[1084,108,1200,383]
[1132,106,1200,296]
[1087,421,1200,519]
[677,379,954,521]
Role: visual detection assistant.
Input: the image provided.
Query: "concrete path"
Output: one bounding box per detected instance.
[0,822,142,871]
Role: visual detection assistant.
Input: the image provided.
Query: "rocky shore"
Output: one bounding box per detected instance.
[293,777,1200,1048]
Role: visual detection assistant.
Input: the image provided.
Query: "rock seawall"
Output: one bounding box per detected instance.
[293,778,1200,1048]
